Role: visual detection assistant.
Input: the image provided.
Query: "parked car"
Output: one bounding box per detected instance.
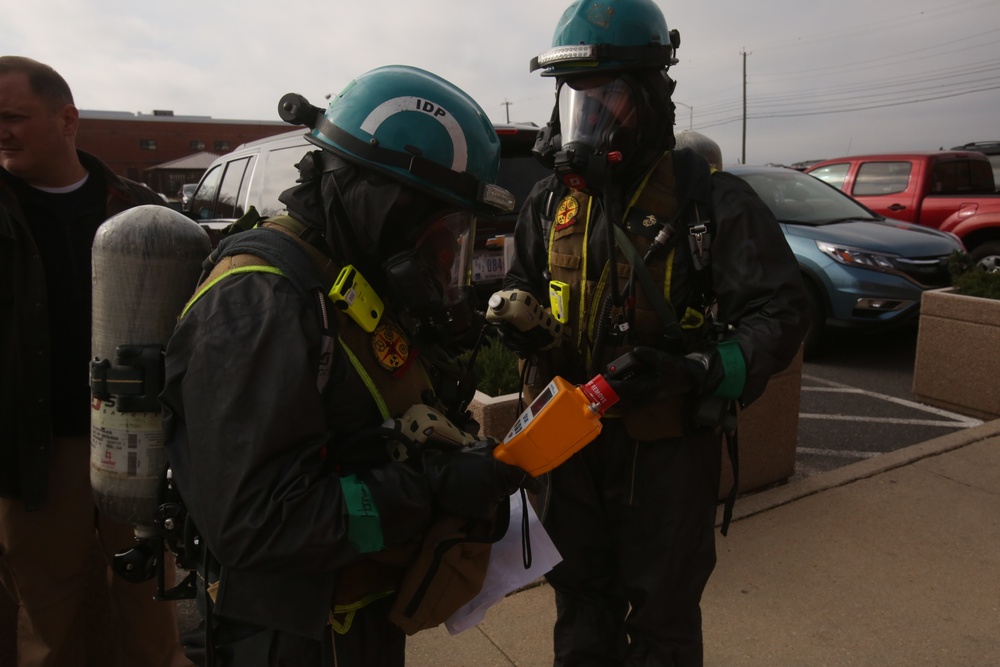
[185,124,548,306]
[178,183,198,212]
[185,129,307,242]
[729,165,962,354]
[805,152,1000,269]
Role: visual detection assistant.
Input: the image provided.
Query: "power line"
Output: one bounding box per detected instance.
[692,84,1000,130]
[675,0,1000,127]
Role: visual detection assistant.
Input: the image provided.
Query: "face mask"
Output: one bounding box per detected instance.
[553,76,639,192]
[382,209,482,350]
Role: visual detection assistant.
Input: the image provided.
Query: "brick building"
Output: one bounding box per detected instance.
[76,109,302,196]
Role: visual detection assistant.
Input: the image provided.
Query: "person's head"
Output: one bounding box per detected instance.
[530,0,681,193]
[276,65,514,349]
[0,56,83,187]
[674,130,723,171]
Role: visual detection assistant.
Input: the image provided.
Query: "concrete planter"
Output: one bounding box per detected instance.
[470,346,803,500]
[719,346,803,499]
[913,287,1000,420]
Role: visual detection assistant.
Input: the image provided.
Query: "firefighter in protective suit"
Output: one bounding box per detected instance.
[159,65,532,667]
[498,1,810,665]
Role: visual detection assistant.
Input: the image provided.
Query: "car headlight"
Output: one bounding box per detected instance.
[816,241,899,271]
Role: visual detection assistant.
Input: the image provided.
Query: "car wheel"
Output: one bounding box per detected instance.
[971,241,1000,273]
[801,280,828,359]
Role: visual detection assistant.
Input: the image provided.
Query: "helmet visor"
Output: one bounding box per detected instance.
[413,209,475,305]
[558,76,638,154]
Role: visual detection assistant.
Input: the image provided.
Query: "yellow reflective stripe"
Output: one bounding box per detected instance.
[626,153,666,212]
[584,261,613,370]
[338,338,390,421]
[329,590,395,634]
[576,197,592,349]
[546,211,557,265]
[180,262,395,422]
[180,265,284,318]
[663,247,675,304]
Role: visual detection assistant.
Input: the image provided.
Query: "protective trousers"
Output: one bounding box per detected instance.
[543,420,722,667]
[0,438,191,667]
[207,594,404,666]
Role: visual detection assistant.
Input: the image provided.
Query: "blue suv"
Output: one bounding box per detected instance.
[728,165,961,355]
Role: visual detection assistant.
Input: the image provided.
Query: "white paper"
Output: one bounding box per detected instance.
[444,491,562,634]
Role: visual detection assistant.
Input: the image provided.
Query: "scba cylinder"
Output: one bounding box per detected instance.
[91,205,210,527]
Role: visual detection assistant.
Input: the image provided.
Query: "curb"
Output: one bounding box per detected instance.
[717,417,1000,527]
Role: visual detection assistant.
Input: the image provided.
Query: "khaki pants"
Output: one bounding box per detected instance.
[0,438,192,667]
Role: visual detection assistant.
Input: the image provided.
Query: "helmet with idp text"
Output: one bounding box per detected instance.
[287,65,514,217]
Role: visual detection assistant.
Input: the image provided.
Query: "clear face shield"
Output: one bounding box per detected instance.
[382,209,482,349]
[558,76,639,154]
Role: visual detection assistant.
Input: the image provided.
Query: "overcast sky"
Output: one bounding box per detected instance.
[6,0,1000,166]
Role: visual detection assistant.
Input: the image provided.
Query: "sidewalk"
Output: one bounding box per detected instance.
[405,419,1000,666]
[4,422,996,665]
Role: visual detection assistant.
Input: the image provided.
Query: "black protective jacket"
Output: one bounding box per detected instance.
[160,229,440,639]
[0,151,163,509]
[504,148,809,406]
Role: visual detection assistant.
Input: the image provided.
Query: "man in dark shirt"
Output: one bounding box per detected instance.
[0,55,191,667]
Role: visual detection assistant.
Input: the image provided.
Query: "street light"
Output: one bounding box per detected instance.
[675,101,693,131]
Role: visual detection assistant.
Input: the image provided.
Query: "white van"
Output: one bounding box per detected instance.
[187,130,310,244]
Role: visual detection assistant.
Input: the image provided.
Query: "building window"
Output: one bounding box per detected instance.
[214,140,230,152]
[139,139,157,150]
[190,140,206,151]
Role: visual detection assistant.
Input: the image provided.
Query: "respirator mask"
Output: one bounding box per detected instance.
[382,209,481,351]
[552,75,639,193]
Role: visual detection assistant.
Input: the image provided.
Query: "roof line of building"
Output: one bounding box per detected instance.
[81,110,287,126]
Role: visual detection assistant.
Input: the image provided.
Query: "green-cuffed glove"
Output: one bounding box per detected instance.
[341,463,433,554]
[605,340,746,405]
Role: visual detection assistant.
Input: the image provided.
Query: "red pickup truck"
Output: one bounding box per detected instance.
[806,151,1000,269]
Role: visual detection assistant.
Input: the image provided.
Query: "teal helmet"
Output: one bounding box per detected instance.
[280,65,513,216]
[530,0,680,77]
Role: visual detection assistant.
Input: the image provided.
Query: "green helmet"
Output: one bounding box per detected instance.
[294,65,513,215]
[530,0,680,77]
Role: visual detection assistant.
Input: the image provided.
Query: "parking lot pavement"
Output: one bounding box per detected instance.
[793,371,983,479]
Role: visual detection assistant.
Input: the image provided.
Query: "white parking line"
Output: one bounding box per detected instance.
[798,413,975,427]
[799,374,984,428]
[797,447,881,459]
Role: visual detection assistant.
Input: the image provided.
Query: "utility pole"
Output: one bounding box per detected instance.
[501,99,512,124]
[741,48,749,165]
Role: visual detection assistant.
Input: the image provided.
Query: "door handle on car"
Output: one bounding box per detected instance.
[887,204,906,211]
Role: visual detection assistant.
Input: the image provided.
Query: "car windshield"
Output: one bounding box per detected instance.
[737,170,879,226]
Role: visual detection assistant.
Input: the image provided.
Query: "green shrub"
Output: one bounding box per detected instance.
[463,335,521,397]
[948,250,1000,300]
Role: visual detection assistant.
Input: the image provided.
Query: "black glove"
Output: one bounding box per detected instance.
[355,462,434,548]
[604,346,722,407]
[494,321,556,358]
[422,443,533,519]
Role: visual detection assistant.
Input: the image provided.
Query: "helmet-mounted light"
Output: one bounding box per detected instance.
[533,45,600,70]
[530,40,679,74]
[481,183,516,213]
